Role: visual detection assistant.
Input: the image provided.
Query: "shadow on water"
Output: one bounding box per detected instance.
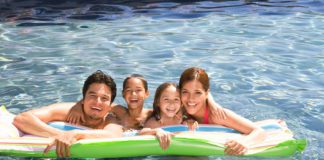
[0,0,314,27]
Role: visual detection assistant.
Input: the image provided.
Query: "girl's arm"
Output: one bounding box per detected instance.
[139,128,174,150]
[66,101,122,125]
[216,109,266,155]
[110,104,127,120]
[142,117,175,150]
[66,100,84,125]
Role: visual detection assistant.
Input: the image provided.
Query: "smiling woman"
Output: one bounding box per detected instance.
[179,67,268,155]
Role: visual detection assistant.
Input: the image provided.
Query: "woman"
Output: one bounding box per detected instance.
[179,67,266,155]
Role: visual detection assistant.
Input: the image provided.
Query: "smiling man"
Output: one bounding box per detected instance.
[13,70,123,157]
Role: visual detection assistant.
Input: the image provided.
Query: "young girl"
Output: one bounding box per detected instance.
[144,82,183,128]
[66,74,152,130]
[179,67,266,155]
[139,82,198,150]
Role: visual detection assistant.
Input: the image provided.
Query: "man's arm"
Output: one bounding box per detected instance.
[70,113,123,139]
[44,119,123,158]
[13,103,76,137]
[71,123,123,139]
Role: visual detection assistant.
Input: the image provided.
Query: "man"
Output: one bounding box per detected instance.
[13,70,123,157]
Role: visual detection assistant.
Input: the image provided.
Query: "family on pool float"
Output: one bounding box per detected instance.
[12,67,266,157]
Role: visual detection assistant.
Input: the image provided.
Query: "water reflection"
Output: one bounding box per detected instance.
[0,0,316,24]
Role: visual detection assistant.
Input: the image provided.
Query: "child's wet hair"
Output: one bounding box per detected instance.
[151,82,179,120]
[122,74,148,92]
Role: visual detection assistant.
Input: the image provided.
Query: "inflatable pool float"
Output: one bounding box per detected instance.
[0,105,306,158]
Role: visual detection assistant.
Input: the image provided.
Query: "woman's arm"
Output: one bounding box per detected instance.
[207,93,227,120]
[216,109,266,155]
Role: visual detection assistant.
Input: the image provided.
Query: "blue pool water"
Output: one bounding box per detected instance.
[0,0,323,159]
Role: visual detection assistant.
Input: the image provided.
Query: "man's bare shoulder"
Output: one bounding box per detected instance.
[111,104,127,115]
[29,102,77,121]
[41,102,76,109]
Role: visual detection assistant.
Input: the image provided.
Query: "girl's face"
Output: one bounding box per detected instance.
[123,78,149,109]
[181,80,209,115]
[159,86,181,118]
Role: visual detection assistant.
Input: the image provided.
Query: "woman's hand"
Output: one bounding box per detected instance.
[155,129,175,150]
[208,93,227,121]
[224,139,248,155]
[66,101,85,125]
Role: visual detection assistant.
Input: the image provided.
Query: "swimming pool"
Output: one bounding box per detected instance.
[0,0,323,159]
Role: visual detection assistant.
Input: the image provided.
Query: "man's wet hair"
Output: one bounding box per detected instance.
[82,70,117,104]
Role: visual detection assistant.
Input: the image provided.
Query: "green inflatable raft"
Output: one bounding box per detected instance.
[0,105,306,158]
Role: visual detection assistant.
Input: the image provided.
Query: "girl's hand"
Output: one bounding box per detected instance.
[224,139,248,155]
[185,120,199,131]
[66,101,85,125]
[207,93,227,120]
[155,129,175,150]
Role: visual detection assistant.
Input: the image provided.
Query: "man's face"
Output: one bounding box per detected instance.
[83,83,112,120]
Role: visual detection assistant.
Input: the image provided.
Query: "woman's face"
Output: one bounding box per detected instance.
[180,80,208,115]
[123,78,149,110]
[159,86,181,118]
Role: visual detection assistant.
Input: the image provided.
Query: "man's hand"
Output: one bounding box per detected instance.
[44,131,79,157]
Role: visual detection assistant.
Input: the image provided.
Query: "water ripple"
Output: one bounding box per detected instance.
[1,0,323,22]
